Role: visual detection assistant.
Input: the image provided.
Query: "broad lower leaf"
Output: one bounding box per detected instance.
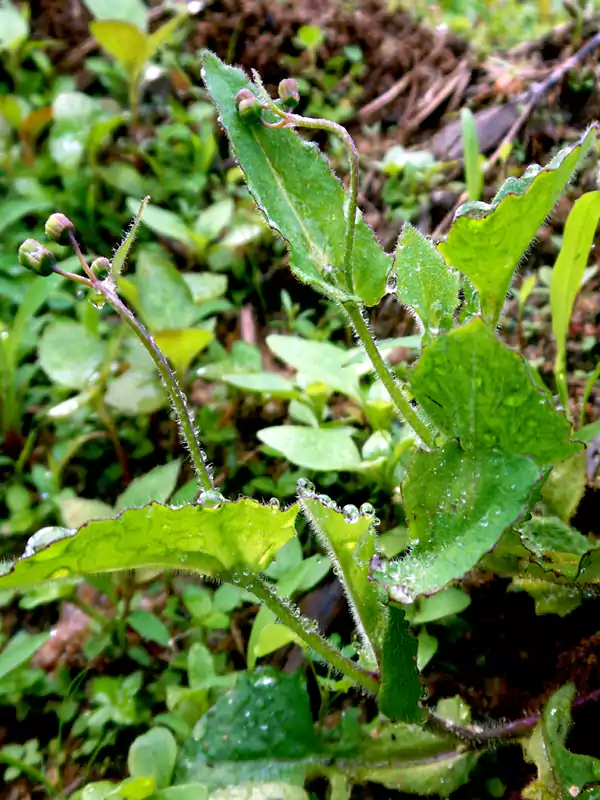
[523,684,600,798]
[222,373,300,400]
[175,668,317,791]
[301,496,386,665]
[439,125,597,324]
[201,51,392,306]
[410,318,578,467]
[116,460,181,511]
[393,224,458,337]
[371,442,540,602]
[154,329,213,375]
[258,426,362,471]
[0,500,298,589]
[38,320,106,390]
[378,605,422,722]
[551,190,600,405]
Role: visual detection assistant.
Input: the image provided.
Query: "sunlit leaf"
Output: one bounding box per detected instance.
[90,20,149,79]
[0,500,298,589]
[38,320,106,390]
[439,126,597,324]
[105,370,166,416]
[134,248,198,332]
[201,51,392,306]
[128,728,177,789]
[267,335,359,399]
[115,460,182,511]
[154,329,213,375]
[83,0,148,31]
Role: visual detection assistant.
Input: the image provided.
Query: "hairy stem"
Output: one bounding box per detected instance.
[99,284,213,492]
[345,303,435,448]
[69,242,213,492]
[241,573,380,695]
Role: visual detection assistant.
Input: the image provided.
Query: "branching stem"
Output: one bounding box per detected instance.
[241,573,381,696]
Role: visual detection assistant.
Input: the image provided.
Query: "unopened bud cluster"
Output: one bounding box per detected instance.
[234,88,261,118]
[278,78,299,110]
[18,212,77,278]
[235,77,300,121]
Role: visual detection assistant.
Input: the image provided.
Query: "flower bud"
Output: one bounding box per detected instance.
[18,239,57,277]
[44,213,75,245]
[278,78,300,110]
[235,88,261,119]
[91,256,110,275]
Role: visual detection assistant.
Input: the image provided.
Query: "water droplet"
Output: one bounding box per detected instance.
[297,477,315,496]
[231,572,241,584]
[89,293,105,310]
[268,497,280,509]
[360,502,376,518]
[198,489,224,509]
[386,272,398,294]
[342,504,359,524]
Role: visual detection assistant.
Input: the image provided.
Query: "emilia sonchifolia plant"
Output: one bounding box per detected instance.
[6,52,600,796]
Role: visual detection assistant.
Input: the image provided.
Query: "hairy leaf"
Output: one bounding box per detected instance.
[410,318,578,466]
[439,126,597,324]
[378,605,422,722]
[524,684,600,798]
[301,497,386,665]
[393,223,458,336]
[519,516,591,580]
[201,51,392,306]
[0,500,298,589]
[372,442,540,602]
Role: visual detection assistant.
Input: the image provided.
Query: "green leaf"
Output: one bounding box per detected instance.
[60,497,115,528]
[0,631,50,681]
[146,11,188,59]
[83,0,148,31]
[267,335,359,398]
[201,51,392,306]
[90,20,149,80]
[128,727,178,789]
[519,516,591,580]
[460,108,483,202]
[258,426,362,471]
[512,578,583,617]
[551,191,600,405]
[127,199,203,253]
[372,442,540,602]
[116,460,181,511]
[128,610,171,646]
[0,1,28,50]
[410,318,578,466]
[38,320,106,390]
[154,329,213,375]
[154,786,209,800]
[579,419,600,443]
[410,587,471,625]
[0,499,298,589]
[183,273,228,303]
[524,685,600,798]
[222,373,300,399]
[393,223,458,336]
[82,777,155,800]
[378,605,422,722]
[541,451,587,522]
[105,370,166,416]
[175,668,317,791]
[439,126,597,324]
[300,497,385,665]
[209,784,308,800]
[134,248,198,331]
[348,721,480,797]
[111,196,149,280]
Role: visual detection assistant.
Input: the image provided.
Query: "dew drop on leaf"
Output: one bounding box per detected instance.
[297,477,315,496]
[342,504,360,524]
[198,489,224,509]
[268,497,280,509]
[360,502,376,518]
[385,272,398,294]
